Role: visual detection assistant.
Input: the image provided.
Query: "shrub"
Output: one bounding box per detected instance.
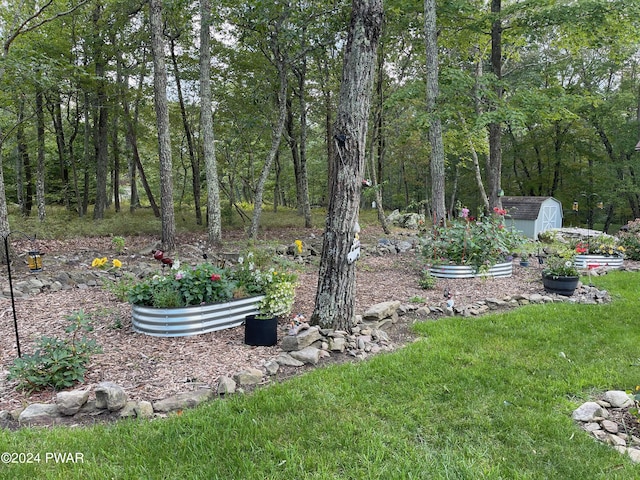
[7,310,101,393]
[418,270,437,290]
[618,219,640,260]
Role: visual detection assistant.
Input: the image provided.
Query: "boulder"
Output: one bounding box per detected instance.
[55,389,90,416]
[153,389,213,413]
[95,381,128,411]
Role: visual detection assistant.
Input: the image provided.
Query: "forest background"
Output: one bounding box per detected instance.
[2,0,640,243]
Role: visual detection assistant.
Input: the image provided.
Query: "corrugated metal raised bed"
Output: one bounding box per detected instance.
[131,295,265,338]
[574,254,623,269]
[428,261,513,279]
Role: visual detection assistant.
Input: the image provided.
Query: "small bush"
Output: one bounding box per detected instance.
[418,270,437,290]
[7,310,101,393]
[618,219,640,260]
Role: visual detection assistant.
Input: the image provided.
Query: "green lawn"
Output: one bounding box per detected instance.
[2,272,639,479]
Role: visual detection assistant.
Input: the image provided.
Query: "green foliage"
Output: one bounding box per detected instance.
[421,207,526,270]
[418,269,437,290]
[542,247,579,277]
[618,219,640,261]
[127,263,235,308]
[111,236,126,254]
[7,310,101,393]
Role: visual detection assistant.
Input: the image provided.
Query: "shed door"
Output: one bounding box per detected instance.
[540,204,559,231]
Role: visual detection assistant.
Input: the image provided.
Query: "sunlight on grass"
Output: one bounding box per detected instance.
[2,272,640,478]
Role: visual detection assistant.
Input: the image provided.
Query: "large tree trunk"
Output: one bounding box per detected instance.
[200,0,222,245]
[149,0,176,251]
[488,0,503,210]
[311,0,383,331]
[424,0,446,223]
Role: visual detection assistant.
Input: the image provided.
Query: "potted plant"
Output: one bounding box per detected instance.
[421,206,526,278]
[541,248,580,296]
[245,270,297,347]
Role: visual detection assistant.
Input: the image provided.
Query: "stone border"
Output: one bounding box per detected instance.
[572,391,640,463]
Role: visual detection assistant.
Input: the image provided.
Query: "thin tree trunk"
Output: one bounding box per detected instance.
[371,44,389,233]
[170,36,202,226]
[311,0,383,330]
[16,100,32,216]
[248,51,288,240]
[200,0,222,245]
[424,0,446,223]
[92,4,109,220]
[150,0,176,251]
[36,86,46,221]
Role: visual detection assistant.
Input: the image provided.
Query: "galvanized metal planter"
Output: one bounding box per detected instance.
[574,254,623,270]
[428,261,513,279]
[131,295,265,338]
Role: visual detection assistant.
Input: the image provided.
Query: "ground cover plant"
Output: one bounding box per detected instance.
[1,271,640,479]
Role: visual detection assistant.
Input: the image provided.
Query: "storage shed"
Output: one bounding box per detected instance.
[501,196,563,239]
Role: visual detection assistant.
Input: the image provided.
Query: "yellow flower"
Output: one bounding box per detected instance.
[112,259,122,268]
[295,239,303,254]
[91,258,101,268]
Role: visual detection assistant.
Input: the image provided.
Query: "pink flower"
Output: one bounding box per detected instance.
[210,273,221,281]
[460,208,470,218]
[175,272,183,280]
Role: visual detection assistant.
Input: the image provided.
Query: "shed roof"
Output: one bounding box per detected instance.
[501,196,558,220]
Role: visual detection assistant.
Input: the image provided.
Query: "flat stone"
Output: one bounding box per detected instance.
[601,419,619,433]
[603,390,633,408]
[55,389,90,416]
[153,389,213,413]
[572,402,608,422]
[289,346,323,365]
[234,367,264,386]
[362,301,401,321]
[18,404,63,424]
[275,353,305,367]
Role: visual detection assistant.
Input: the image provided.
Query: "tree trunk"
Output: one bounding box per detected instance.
[36,86,46,221]
[92,4,109,220]
[248,50,288,240]
[16,100,32,216]
[170,37,202,226]
[149,0,176,251]
[424,0,446,223]
[488,0,503,210]
[311,0,383,331]
[371,44,389,233]
[293,56,312,227]
[200,0,222,245]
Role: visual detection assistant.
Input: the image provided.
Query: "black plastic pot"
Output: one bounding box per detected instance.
[244,315,278,346]
[542,272,579,296]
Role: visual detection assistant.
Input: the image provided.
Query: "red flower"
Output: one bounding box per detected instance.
[493,207,507,216]
[161,257,173,266]
[210,273,221,281]
[153,250,164,260]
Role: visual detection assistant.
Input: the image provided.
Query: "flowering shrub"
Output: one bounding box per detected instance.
[618,219,640,260]
[421,206,525,270]
[127,250,297,312]
[573,235,625,257]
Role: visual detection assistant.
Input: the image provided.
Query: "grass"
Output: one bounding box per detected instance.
[8,203,383,240]
[2,273,640,478]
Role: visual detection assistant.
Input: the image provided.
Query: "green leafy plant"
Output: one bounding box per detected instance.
[7,310,101,393]
[112,236,126,254]
[618,219,640,260]
[256,270,298,319]
[573,235,625,257]
[542,247,579,277]
[418,269,437,290]
[421,206,525,270]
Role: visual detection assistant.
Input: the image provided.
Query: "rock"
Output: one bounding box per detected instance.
[628,448,640,463]
[572,402,608,422]
[217,376,236,395]
[135,401,154,419]
[603,390,633,408]
[275,353,305,367]
[153,389,213,413]
[601,419,619,434]
[363,301,401,321]
[289,346,323,365]
[95,382,128,411]
[234,368,264,386]
[329,337,346,352]
[281,326,323,352]
[264,360,280,375]
[55,389,90,416]
[18,404,63,424]
[119,401,138,418]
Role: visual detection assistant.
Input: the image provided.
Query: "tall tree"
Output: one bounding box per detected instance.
[149,0,175,251]
[424,0,445,222]
[311,0,383,330]
[199,0,222,246]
